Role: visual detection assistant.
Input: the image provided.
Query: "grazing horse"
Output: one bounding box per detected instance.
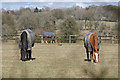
[84,32,99,63]
[19,29,35,61]
[43,32,56,43]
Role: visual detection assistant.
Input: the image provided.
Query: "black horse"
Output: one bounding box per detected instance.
[19,29,35,61]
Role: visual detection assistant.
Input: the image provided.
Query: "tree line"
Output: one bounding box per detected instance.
[1,5,118,40]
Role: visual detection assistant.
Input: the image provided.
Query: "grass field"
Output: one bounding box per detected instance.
[2,42,118,78]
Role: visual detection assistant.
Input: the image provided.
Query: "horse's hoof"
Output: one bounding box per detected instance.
[21,58,27,61]
[22,59,27,61]
[95,61,99,63]
[91,60,93,63]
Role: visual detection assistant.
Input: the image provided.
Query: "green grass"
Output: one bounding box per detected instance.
[2,42,118,78]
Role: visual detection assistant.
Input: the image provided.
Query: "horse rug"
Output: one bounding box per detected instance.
[84,32,99,52]
[19,29,34,50]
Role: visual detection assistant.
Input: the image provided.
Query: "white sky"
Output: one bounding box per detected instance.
[1,0,120,2]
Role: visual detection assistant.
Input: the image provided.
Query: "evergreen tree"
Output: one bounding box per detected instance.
[34,7,39,13]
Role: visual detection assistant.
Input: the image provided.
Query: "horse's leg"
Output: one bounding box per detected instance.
[53,40,55,43]
[45,40,46,43]
[86,48,89,61]
[51,40,52,43]
[20,49,22,60]
[32,42,34,47]
[21,49,26,61]
[26,50,29,60]
[98,54,99,62]
[28,50,32,60]
[90,51,93,62]
[95,54,99,62]
[47,41,48,44]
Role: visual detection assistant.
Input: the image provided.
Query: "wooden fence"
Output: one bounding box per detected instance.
[1,34,119,44]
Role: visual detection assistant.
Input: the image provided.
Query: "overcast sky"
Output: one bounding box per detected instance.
[1,0,120,2]
[0,0,119,10]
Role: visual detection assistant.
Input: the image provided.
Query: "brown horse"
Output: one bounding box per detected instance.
[84,32,99,63]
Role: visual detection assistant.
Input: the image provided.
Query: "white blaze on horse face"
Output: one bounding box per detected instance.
[95,53,98,62]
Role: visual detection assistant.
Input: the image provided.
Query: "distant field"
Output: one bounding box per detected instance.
[2,42,118,78]
[77,20,117,28]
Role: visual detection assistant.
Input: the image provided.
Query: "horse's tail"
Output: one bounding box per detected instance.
[21,31,28,50]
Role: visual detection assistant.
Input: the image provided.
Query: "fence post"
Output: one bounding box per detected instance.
[69,35,71,43]
[99,36,101,43]
[112,36,114,44]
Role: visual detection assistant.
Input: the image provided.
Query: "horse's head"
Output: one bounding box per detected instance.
[93,34,99,63]
[94,52,99,63]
